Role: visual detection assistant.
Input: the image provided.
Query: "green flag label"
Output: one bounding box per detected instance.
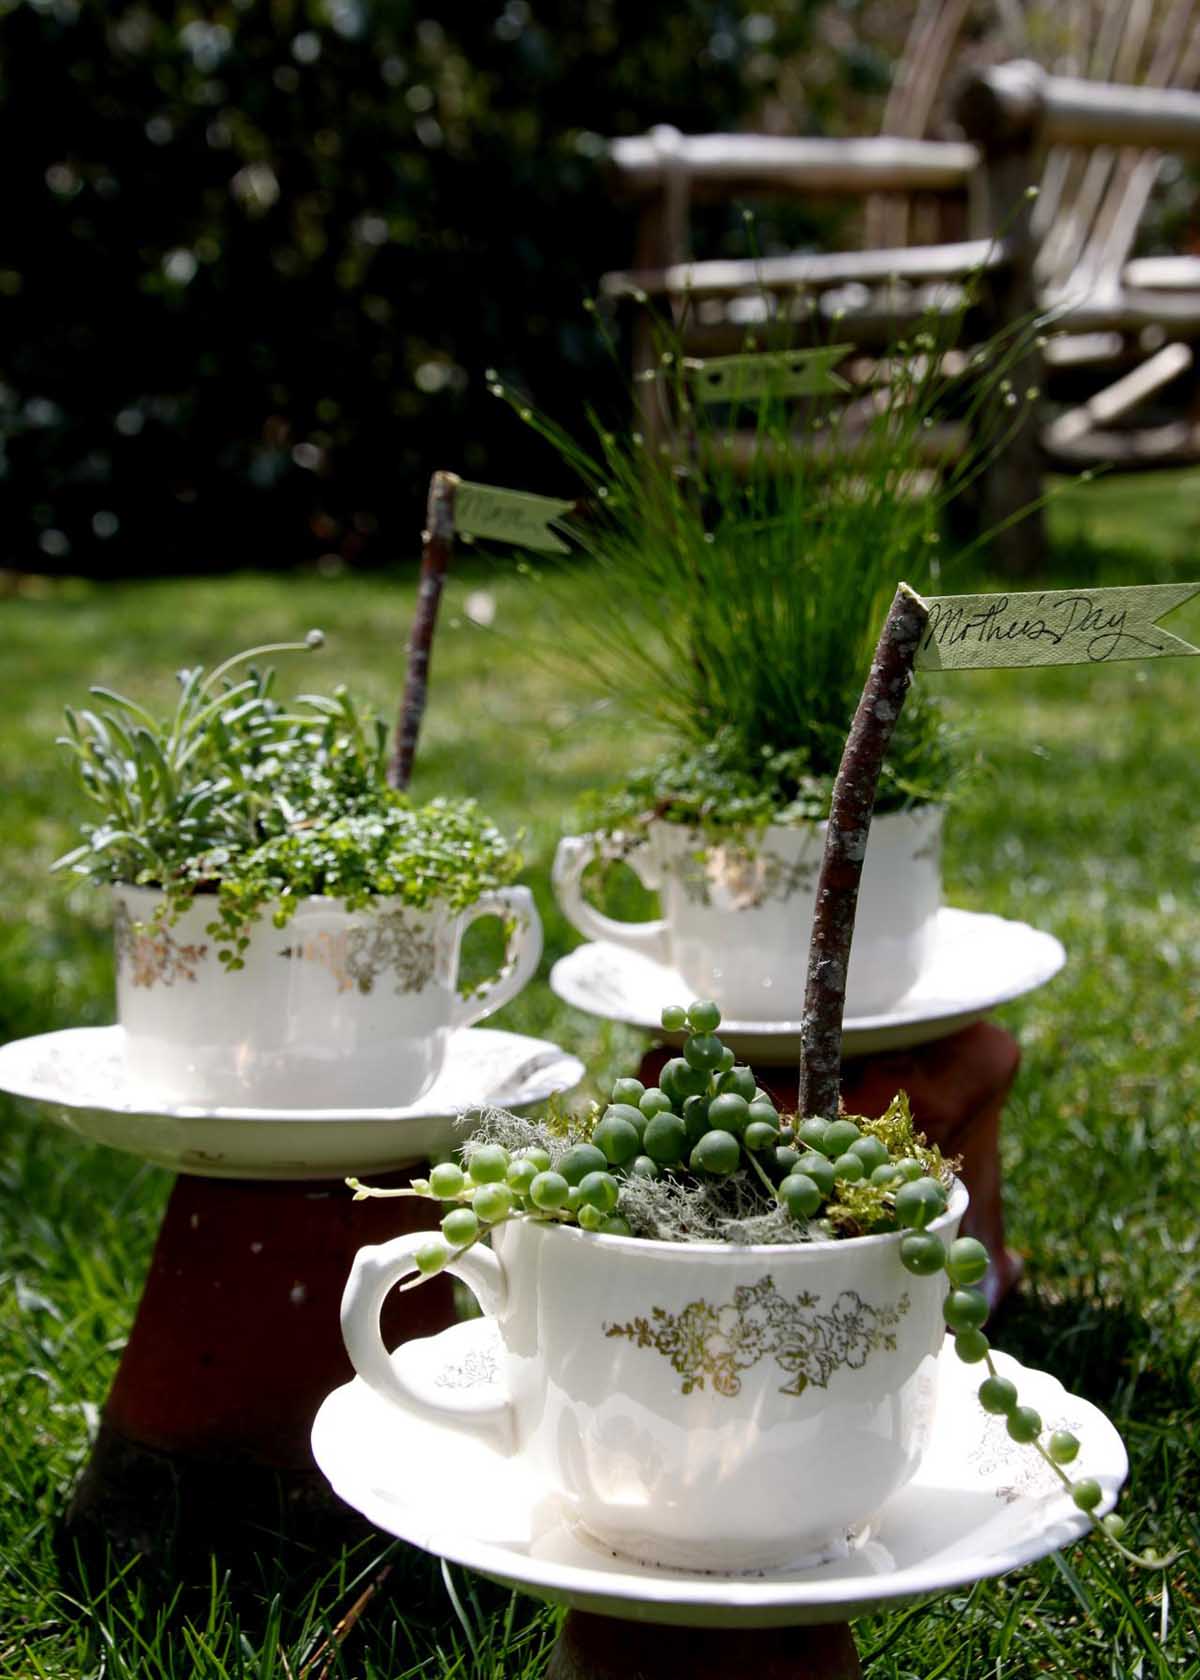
[687,345,851,404]
[915,583,1200,670]
[454,481,573,554]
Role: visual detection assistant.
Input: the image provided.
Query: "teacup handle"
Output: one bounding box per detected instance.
[552,835,671,962]
[340,1233,514,1439]
[450,885,543,1030]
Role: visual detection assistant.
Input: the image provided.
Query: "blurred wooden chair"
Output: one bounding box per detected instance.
[602,3,1200,569]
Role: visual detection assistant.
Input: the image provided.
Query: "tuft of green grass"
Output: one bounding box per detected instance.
[483,303,1044,825]
[1,469,1199,1674]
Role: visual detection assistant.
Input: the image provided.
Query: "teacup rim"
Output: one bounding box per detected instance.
[567,802,946,846]
[110,882,530,917]
[505,1175,968,1259]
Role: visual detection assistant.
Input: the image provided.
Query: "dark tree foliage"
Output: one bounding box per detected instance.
[0,0,820,574]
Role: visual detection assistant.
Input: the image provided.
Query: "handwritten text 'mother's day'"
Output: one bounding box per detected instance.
[923,593,1167,665]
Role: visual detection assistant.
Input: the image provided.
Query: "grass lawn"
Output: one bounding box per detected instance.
[1,475,1198,1677]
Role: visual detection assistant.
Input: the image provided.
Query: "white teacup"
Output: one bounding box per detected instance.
[553,806,943,1020]
[113,883,542,1109]
[341,1181,966,1573]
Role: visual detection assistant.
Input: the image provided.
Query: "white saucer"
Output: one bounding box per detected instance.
[312,1317,1125,1629]
[0,1026,584,1180]
[549,908,1066,1060]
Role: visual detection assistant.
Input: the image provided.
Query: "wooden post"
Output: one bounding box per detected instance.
[956,63,1047,576]
[798,584,930,1120]
[389,470,457,791]
[546,1611,862,1680]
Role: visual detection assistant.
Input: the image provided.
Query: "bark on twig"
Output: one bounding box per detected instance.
[389,471,459,790]
[798,583,931,1120]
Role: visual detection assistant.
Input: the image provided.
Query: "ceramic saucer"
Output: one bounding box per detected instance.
[0,1026,584,1180]
[312,1317,1125,1629]
[549,908,1066,1060]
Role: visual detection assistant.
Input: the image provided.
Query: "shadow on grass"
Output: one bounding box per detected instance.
[47,1519,551,1677]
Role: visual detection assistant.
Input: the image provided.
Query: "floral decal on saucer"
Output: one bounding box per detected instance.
[435,1347,500,1391]
[968,1406,1084,1505]
[113,899,208,988]
[605,1278,909,1398]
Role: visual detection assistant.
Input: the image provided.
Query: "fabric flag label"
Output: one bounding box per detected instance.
[453,481,574,554]
[914,583,1200,670]
[687,345,851,404]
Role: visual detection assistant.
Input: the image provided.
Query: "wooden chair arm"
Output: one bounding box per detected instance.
[602,237,1008,301]
[607,129,979,201]
[959,62,1200,153]
[1122,256,1200,291]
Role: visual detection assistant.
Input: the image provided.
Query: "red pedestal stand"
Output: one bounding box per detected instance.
[547,1612,862,1679]
[639,1021,1022,1307]
[60,1168,454,1581]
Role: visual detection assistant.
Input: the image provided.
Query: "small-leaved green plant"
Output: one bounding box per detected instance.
[54,635,522,962]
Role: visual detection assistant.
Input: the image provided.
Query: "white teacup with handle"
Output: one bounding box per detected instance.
[114,883,543,1108]
[341,1183,966,1573]
[553,806,943,1020]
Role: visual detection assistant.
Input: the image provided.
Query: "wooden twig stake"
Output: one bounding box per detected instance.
[798,582,931,1120]
[388,470,459,791]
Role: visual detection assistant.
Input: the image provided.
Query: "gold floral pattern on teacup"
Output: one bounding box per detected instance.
[279,910,437,996]
[113,899,208,989]
[675,844,818,911]
[605,1278,909,1398]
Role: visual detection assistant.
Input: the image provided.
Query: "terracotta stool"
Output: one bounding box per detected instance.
[60,1168,454,1581]
[638,1020,1022,1308]
[547,1611,862,1679]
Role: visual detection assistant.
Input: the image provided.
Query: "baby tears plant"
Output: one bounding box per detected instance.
[54,635,522,961]
[350,996,1166,1571]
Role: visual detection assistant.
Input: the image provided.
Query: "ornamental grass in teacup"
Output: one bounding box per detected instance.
[55,637,540,1108]
[487,314,995,1016]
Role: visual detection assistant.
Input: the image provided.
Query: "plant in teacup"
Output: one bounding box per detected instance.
[345,996,1163,1574]
[54,635,541,1109]
[486,310,1037,1020]
[487,319,1021,1014]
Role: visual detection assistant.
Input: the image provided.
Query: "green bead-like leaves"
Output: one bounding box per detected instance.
[946,1236,989,1286]
[894,1176,948,1230]
[558,1143,608,1185]
[899,1232,946,1275]
[978,1376,1018,1415]
[943,1287,988,1333]
[779,1173,822,1220]
[690,1129,741,1177]
[643,1112,688,1166]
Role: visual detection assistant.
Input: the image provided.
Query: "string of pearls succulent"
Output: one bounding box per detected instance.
[351,998,1169,1569]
